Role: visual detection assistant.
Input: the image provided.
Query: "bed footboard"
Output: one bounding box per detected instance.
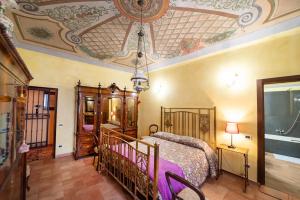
[100,127,159,200]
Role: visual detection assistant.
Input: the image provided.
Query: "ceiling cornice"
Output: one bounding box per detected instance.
[14,38,135,73]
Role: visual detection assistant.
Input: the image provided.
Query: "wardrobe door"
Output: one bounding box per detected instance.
[77,92,98,157]
[81,94,98,134]
[124,96,138,138]
[100,96,122,131]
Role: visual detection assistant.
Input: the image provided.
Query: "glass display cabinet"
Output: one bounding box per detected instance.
[0,24,33,200]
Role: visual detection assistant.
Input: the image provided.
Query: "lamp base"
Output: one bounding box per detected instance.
[227,145,236,149]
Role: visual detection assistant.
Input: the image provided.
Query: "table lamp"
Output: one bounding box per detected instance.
[225,122,239,148]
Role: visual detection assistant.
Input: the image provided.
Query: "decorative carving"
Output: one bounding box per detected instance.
[199,114,210,133]
[108,83,121,93]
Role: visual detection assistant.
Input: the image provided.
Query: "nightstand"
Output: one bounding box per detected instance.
[216,144,250,192]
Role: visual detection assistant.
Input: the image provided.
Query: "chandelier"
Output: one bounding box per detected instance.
[131,0,150,93]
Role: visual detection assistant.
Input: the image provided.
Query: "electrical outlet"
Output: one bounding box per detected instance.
[245,135,252,140]
[58,123,63,127]
[58,145,62,148]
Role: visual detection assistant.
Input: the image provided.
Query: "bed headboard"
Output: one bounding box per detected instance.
[160,106,216,148]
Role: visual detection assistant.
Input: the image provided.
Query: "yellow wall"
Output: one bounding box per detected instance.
[138,27,300,182]
[17,48,132,156]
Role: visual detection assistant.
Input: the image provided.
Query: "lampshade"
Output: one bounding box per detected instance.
[225,122,239,134]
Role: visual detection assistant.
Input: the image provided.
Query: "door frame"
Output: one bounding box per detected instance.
[257,74,300,184]
[27,86,58,159]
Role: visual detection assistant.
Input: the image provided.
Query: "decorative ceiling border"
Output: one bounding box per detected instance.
[264,0,300,23]
[148,15,300,71]
[170,7,238,19]
[14,38,134,73]
[12,12,76,53]
[14,16,300,73]
[21,0,101,6]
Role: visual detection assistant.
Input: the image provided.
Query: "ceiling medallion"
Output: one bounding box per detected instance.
[113,0,169,23]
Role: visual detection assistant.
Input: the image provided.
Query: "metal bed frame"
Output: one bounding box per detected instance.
[99,106,216,199]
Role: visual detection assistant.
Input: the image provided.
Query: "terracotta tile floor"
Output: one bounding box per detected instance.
[26,156,299,200]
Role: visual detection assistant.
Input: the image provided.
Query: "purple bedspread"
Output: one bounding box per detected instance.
[110,144,185,200]
[149,156,186,200]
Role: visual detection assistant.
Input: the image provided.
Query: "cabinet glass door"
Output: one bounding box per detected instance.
[101,97,122,129]
[0,69,15,185]
[82,96,95,133]
[13,86,26,161]
[126,98,136,128]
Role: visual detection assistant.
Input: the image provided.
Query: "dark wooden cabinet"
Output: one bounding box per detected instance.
[74,82,138,159]
[0,24,33,200]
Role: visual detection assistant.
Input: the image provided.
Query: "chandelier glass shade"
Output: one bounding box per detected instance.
[131,0,150,93]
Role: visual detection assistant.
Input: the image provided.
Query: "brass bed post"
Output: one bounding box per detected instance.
[153,143,160,200]
[146,145,150,200]
[213,106,217,148]
[160,106,163,131]
[134,140,138,197]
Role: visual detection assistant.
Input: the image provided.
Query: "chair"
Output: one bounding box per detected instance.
[91,133,100,171]
[165,171,206,200]
[149,124,159,135]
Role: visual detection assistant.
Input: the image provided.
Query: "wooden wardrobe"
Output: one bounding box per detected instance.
[74,82,138,159]
[0,24,33,199]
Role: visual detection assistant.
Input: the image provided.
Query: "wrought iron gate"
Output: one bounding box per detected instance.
[25,87,50,148]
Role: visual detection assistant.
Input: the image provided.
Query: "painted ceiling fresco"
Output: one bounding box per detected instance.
[6,0,300,70]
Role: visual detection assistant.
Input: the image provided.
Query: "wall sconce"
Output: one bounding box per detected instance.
[226,73,239,88]
[153,81,168,98]
[225,122,239,148]
[218,67,248,91]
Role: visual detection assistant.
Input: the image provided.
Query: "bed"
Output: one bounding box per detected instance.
[99,107,217,200]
